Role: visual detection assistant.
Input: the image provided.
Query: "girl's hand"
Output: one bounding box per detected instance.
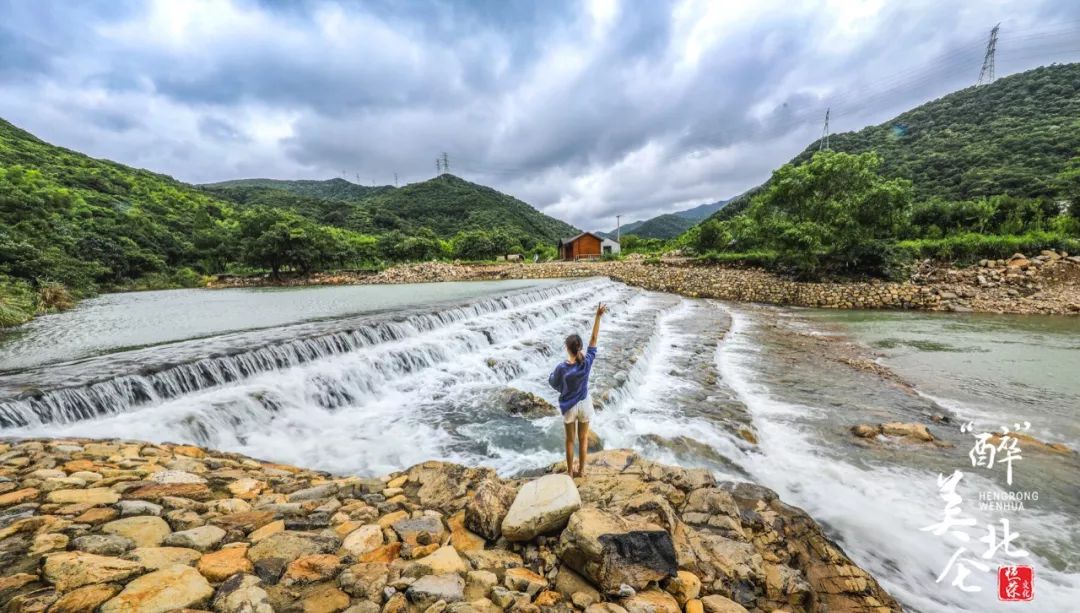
[596,303,608,317]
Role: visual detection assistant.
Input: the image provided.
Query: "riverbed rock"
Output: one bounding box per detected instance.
[100,564,214,612]
[72,534,137,556]
[464,479,517,541]
[500,388,558,417]
[45,487,120,505]
[405,545,468,577]
[851,422,938,444]
[408,573,466,607]
[100,515,172,548]
[248,531,338,564]
[0,438,902,613]
[621,589,681,613]
[558,507,678,593]
[340,523,383,558]
[700,594,749,613]
[989,432,1074,455]
[881,422,935,442]
[213,573,274,613]
[42,551,146,591]
[163,524,226,551]
[197,545,254,582]
[501,474,581,541]
[50,582,122,613]
[123,546,202,570]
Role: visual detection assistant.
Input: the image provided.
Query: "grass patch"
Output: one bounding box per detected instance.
[695,250,779,267]
[897,232,1080,264]
[0,276,37,327]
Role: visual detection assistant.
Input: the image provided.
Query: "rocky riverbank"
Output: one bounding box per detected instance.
[208,253,1080,316]
[0,438,900,613]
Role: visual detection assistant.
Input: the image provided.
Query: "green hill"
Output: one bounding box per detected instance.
[711,63,1080,221]
[0,118,579,324]
[622,214,695,239]
[675,200,728,221]
[0,117,245,294]
[333,174,578,241]
[602,200,727,239]
[203,177,392,201]
[207,174,578,242]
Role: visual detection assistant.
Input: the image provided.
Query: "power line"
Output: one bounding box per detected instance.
[978,23,1000,86]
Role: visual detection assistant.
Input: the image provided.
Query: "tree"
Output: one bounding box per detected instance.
[739,151,914,277]
[452,230,496,260]
[237,209,327,277]
[1059,156,1080,219]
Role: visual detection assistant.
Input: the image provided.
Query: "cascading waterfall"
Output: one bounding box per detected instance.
[4,278,1077,611]
[0,279,613,428]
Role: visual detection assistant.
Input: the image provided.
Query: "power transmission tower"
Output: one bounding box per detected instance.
[394,172,399,187]
[435,158,442,176]
[818,108,830,151]
[441,152,450,176]
[977,24,1000,86]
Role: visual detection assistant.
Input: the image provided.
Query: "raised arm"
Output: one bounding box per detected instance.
[588,303,608,348]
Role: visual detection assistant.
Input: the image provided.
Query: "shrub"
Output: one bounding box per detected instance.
[36,281,75,313]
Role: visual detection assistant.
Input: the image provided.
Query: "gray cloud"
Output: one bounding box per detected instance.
[0,0,1078,231]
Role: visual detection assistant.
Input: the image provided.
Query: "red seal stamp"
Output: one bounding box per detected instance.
[998,565,1033,601]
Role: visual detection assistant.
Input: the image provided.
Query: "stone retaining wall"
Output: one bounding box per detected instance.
[211,257,1080,315]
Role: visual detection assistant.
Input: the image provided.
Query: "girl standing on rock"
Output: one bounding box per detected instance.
[549,302,607,478]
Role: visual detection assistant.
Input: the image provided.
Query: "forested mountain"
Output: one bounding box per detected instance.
[617,214,696,239]
[207,174,577,242]
[675,200,728,221]
[346,175,577,241]
[0,117,243,295]
[602,199,728,239]
[712,62,1080,222]
[0,118,578,324]
[204,177,392,201]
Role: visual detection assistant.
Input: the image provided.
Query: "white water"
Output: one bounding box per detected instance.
[717,305,1080,612]
[4,279,1077,611]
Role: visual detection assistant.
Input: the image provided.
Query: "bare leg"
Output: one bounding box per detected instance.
[564,423,577,477]
[576,421,590,478]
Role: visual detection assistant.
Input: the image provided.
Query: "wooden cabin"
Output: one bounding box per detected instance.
[557,232,605,260]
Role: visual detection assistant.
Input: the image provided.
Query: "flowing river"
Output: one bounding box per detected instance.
[0,278,1076,612]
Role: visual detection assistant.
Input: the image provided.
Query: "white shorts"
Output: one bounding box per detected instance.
[563,396,594,424]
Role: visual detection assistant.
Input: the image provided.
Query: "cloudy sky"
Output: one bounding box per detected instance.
[2,0,1079,230]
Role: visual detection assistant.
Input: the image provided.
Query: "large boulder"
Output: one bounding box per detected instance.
[557,507,677,593]
[403,461,498,514]
[464,479,518,541]
[501,474,581,541]
[499,388,559,417]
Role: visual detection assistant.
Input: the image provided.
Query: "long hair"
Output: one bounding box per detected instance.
[565,333,585,364]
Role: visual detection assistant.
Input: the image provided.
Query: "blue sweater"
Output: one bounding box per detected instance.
[548,346,597,413]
